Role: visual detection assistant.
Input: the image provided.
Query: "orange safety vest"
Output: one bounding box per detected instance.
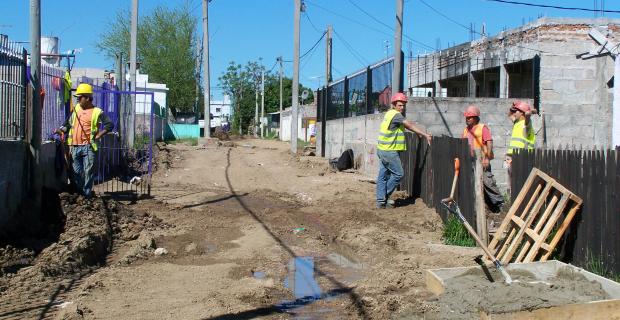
[462,123,489,156]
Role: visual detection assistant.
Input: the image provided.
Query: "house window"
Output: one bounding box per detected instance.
[216,108,221,113]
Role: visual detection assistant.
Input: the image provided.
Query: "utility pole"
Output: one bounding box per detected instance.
[29,0,41,201]
[291,0,301,153]
[254,84,259,137]
[260,66,265,138]
[278,56,283,140]
[392,0,403,94]
[115,53,124,137]
[202,0,211,138]
[129,0,138,147]
[325,25,332,84]
[195,38,201,117]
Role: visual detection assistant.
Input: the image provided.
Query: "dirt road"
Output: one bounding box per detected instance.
[8,138,484,319]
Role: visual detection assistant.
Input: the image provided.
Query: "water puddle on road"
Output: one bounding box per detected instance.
[276,255,364,318]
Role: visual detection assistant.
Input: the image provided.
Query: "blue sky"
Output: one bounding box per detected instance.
[3,0,618,97]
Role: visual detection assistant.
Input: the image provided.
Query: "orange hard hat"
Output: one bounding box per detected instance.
[390,92,408,104]
[463,105,480,117]
[511,100,531,113]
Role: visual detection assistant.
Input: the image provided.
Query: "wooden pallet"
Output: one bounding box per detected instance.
[488,168,583,264]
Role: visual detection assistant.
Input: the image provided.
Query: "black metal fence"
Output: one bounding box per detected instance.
[0,34,27,140]
[511,148,620,273]
[317,55,403,157]
[400,133,476,228]
[317,56,402,123]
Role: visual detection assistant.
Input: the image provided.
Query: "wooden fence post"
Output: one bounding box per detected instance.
[474,149,488,245]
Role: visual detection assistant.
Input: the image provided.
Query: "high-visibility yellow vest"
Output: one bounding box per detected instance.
[507,119,535,155]
[377,109,406,151]
[67,103,103,151]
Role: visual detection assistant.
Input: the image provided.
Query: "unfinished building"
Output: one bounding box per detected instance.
[407,18,620,149]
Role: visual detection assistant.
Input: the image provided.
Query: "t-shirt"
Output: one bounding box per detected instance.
[464,124,492,150]
[73,108,94,145]
[389,112,405,131]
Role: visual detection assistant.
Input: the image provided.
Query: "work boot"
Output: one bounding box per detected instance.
[376,203,386,209]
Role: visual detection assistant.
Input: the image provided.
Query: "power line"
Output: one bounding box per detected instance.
[304,12,323,34]
[486,0,620,13]
[417,0,551,54]
[345,0,436,51]
[333,29,369,66]
[301,31,327,60]
[281,31,327,63]
[305,1,435,51]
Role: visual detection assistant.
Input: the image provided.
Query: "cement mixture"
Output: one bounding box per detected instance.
[430,266,610,319]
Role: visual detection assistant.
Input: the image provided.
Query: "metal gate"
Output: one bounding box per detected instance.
[90,87,154,196]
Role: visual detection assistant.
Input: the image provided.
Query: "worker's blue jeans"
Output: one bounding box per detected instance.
[376,150,404,207]
[71,145,96,197]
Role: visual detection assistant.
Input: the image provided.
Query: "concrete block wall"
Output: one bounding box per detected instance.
[538,41,614,148]
[406,97,538,191]
[322,113,383,178]
[0,141,64,235]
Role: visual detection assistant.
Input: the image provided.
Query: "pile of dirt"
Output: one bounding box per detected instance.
[429,267,610,319]
[0,193,169,318]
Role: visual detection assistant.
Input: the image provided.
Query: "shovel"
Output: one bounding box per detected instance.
[441,158,513,285]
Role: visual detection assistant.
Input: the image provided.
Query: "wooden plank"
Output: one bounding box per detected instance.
[474,150,487,245]
[488,170,540,252]
[532,193,560,233]
[523,194,571,262]
[480,299,620,320]
[541,202,582,261]
[494,183,542,259]
[501,181,554,264]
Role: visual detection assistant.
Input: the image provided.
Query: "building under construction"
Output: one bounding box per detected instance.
[407,17,620,147]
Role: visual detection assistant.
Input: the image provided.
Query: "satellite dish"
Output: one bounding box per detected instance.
[301,90,309,100]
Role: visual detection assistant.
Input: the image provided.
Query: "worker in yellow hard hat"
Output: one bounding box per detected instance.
[56,83,113,198]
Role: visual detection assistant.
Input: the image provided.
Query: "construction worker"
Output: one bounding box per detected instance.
[505,100,536,172]
[462,105,504,211]
[376,92,432,209]
[56,83,113,198]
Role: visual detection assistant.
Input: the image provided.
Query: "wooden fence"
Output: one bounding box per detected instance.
[511,148,620,273]
[400,133,477,229]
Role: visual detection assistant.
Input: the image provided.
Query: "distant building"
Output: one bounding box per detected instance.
[210,95,232,128]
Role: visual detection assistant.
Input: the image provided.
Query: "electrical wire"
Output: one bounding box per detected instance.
[304,12,323,34]
[281,31,327,63]
[305,1,435,51]
[486,0,620,13]
[333,29,369,66]
[416,0,552,54]
[346,0,436,51]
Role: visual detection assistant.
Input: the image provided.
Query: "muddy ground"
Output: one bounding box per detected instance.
[2,137,555,319]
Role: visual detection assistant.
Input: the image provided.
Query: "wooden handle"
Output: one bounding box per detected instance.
[449,158,460,199]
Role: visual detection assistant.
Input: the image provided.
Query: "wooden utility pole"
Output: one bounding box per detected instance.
[325,25,332,84]
[202,0,211,138]
[291,0,301,153]
[474,150,488,245]
[392,0,403,94]
[129,0,138,147]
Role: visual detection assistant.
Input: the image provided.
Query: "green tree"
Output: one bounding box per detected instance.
[219,60,315,134]
[97,2,197,114]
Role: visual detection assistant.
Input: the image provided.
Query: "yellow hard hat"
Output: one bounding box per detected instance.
[74,83,93,96]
